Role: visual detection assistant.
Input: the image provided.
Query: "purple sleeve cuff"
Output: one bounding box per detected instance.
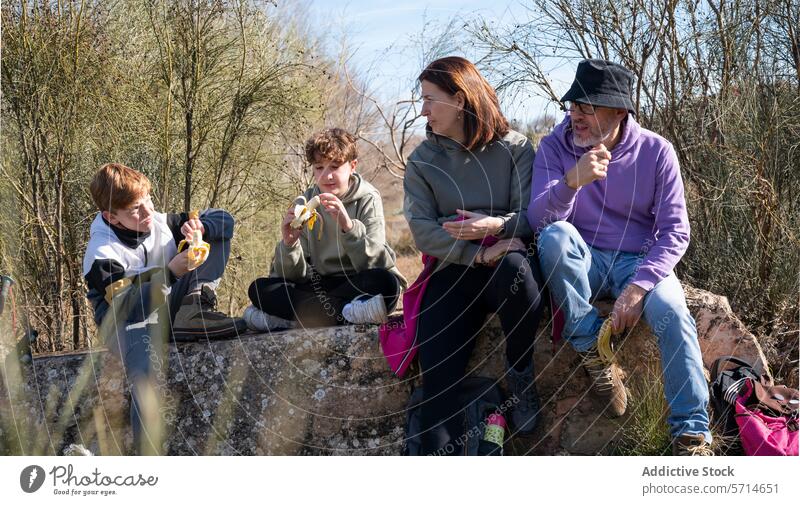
[551,180,578,207]
[631,270,659,292]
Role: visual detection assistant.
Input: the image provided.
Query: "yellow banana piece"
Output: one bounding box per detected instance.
[104,277,132,304]
[596,318,616,363]
[306,210,324,240]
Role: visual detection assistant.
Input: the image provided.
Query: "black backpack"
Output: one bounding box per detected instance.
[404,377,506,456]
[709,356,764,437]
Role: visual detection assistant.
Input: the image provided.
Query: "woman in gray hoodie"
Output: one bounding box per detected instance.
[404,57,545,454]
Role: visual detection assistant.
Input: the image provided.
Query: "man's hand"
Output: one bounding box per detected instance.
[611,283,647,334]
[168,249,191,278]
[564,143,611,189]
[442,209,504,240]
[181,216,204,240]
[281,204,302,246]
[318,193,353,232]
[479,238,526,266]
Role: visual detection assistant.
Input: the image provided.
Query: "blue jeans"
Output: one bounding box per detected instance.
[537,221,710,441]
[96,238,231,454]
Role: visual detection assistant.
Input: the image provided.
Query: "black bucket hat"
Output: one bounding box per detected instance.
[560,59,635,113]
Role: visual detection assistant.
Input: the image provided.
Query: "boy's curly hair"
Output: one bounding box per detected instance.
[304,128,358,165]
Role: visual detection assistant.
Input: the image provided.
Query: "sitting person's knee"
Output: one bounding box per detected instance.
[247,279,260,303]
[537,221,579,255]
[496,250,527,272]
[494,251,538,289]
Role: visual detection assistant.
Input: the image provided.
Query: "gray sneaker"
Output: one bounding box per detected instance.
[505,359,540,435]
[342,294,388,324]
[242,305,294,332]
[171,285,247,342]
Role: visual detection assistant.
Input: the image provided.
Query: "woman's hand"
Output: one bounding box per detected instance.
[318,193,353,232]
[442,209,504,240]
[478,238,527,266]
[281,204,302,246]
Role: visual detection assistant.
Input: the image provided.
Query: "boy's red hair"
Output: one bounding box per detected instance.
[89,163,151,212]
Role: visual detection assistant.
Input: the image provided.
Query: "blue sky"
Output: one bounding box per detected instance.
[306,0,575,125]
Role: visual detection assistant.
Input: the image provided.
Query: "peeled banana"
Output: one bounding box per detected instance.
[290,195,323,240]
[177,211,210,271]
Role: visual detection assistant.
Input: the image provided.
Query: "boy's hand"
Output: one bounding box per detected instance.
[318,193,353,232]
[281,204,302,246]
[181,216,204,240]
[168,249,191,278]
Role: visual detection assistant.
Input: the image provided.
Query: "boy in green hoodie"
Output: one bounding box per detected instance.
[244,128,406,330]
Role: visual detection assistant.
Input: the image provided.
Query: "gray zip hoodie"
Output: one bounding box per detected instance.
[272,173,406,288]
[403,129,534,266]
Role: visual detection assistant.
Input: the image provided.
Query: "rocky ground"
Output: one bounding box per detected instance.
[0,285,769,456]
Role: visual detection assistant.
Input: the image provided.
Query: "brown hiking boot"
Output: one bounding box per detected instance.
[172,285,247,342]
[672,433,714,456]
[578,345,628,418]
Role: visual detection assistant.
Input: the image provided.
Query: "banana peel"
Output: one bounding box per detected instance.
[596,318,616,363]
[290,195,323,240]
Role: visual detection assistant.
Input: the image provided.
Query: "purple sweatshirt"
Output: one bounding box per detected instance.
[528,114,689,292]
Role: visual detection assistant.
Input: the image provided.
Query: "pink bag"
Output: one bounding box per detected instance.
[378,254,437,377]
[378,216,502,377]
[734,379,799,456]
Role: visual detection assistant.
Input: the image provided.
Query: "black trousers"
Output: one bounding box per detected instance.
[417,250,545,454]
[248,268,401,327]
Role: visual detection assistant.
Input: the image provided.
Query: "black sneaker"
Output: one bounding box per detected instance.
[171,285,247,342]
[505,359,540,435]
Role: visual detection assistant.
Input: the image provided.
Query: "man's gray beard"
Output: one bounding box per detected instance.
[573,128,613,148]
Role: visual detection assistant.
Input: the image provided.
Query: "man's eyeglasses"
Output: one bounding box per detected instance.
[562,101,596,116]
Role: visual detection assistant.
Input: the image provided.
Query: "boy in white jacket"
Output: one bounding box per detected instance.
[83,163,245,453]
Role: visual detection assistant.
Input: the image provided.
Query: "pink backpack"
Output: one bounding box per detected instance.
[734,377,799,456]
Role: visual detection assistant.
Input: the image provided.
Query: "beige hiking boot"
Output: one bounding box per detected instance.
[172,285,247,342]
[578,344,628,418]
[672,433,714,456]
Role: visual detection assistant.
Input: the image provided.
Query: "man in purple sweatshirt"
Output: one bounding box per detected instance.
[529,60,711,456]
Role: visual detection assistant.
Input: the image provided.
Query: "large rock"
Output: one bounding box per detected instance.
[0,286,769,455]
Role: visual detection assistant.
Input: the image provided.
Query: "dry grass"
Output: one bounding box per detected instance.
[395,254,424,283]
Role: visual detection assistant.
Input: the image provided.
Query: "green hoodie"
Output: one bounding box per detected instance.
[403,129,534,266]
[272,173,406,288]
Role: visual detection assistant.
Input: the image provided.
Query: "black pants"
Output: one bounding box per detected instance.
[248,268,401,327]
[417,250,545,454]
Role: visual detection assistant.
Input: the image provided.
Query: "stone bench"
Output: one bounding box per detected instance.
[0,286,768,455]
